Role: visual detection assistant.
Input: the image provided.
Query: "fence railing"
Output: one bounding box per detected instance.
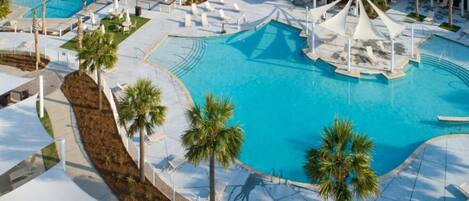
[0,16,89,38]
[87,72,189,201]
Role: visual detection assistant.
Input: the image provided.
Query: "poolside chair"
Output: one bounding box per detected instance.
[463,22,469,35]
[185,14,193,27]
[377,41,386,52]
[145,133,166,143]
[218,9,231,21]
[219,0,226,4]
[458,183,469,198]
[204,1,214,12]
[366,46,380,65]
[233,3,240,12]
[191,3,200,15]
[424,11,434,24]
[201,13,209,27]
[166,154,186,172]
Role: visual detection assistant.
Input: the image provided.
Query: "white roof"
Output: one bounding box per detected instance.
[0,72,31,96]
[352,0,384,40]
[367,0,406,39]
[0,96,53,174]
[0,164,97,201]
[308,0,341,23]
[319,0,353,36]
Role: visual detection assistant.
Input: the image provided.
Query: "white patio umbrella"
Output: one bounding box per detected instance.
[125,9,131,25]
[100,25,105,34]
[89,11,96,26]
[113,0,119,10]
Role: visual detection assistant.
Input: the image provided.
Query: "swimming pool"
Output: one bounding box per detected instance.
[13,0,91,18]
[148,21,469,182]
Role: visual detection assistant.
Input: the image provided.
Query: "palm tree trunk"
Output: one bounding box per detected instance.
[41,0,46,34]
[97,68,103,110]
[209,152,215,201]
[448,0,454,26]
[139,128,145,183]
[416,0,420,16]
[33,10,41,67]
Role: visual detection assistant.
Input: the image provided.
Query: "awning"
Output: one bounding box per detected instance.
[367,0,406,39]
[320,0,353,36]
[352,0,384,40]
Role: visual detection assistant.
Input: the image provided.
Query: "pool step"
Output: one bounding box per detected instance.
[168,39,207,77]
[421,54,469,87]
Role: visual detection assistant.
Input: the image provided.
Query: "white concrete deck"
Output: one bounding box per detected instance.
[0,0,468,200]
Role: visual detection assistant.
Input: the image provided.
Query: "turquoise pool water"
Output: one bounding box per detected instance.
[13,0,91,18]
[149,21,469,182]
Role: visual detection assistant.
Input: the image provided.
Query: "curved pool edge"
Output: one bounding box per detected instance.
[143,22,469,192]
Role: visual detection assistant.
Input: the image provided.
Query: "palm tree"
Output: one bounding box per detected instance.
[78,30,117,110]
[41,0,46,34]
[182,94,244,201]
[118,79,167,182]
[304,118,379,201]
[33,9,41,67]
[0,0,10,19]
[415,0,420,17]
[448,0,454,26]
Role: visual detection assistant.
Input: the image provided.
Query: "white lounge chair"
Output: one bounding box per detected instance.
[191,3,200,15]
[458,183,469,198]
[218,9,231,20]
[424,11,434,24]
[463,22,469,35]
[219,0,226,4]
[145,133,166,142]
[204,1,214,12]
[366,46,379,65]
[201,13,209,27]
[185,14,193,27]
[377,41,386,52]
[233,3,240,12]
[166,154,186,172]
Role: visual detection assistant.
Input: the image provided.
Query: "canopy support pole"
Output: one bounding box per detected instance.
[431,0,433,7]
[311,22,316,53]
[313,0,317,8]
[391,39,395,73]
[60,138,66,171]
[347,38,351,72]
[39,75,44,118]
[461,0,465,16]
[306,7,309,35]
[355,0,359,16]
[411,24,414,58]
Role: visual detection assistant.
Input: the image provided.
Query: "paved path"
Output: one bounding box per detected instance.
[44,86,118,201]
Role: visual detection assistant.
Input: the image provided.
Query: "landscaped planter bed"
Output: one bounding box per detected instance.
[0,51,49,71]
[62,71,169,201]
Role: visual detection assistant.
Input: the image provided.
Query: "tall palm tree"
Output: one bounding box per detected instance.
[448,0,454,26]
[41,0,46,34]
[118,79,167,182]
[304,118,379,201]
[0,0,10,19]
[33,9,41,67]
[182,94,244,201]
[415,0,420,17]
[78,30,117,110]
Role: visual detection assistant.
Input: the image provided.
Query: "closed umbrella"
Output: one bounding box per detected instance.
[100,25,105,34]
[89,11,96,26]
[125,9,131,25]
[113,0,119,10]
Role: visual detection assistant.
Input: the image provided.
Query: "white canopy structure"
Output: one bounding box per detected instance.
[308,0,341,23]
[0,96,53,175]
[0,73,31,95]
[367,0,406,39]
[352,0,383,40]
[319,0,353,36]
[0,164,97,201]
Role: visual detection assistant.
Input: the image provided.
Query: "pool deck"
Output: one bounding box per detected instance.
[0,0,468,200]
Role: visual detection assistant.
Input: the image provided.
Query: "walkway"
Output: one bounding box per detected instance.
[44,77,118,201]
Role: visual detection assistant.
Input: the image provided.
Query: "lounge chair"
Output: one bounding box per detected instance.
[377,41,386,52]
[463,22,469,35]
[116,82,128,91]
[201,13,209,27]
[458,183,469,198]
[191,3,200,15]
[233,3,240,12]
[204,1,214,12]
[145,133,166,142]
[215,181,228,201]
[185,14,193,27]
[218,9,231,21]
[166,154,186,172]
[219,0,226,4]
[366,46,380,65]
[424,11,434,24]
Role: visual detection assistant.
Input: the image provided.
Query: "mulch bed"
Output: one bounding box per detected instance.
[62,71,169,201]
[0,52,49,71]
